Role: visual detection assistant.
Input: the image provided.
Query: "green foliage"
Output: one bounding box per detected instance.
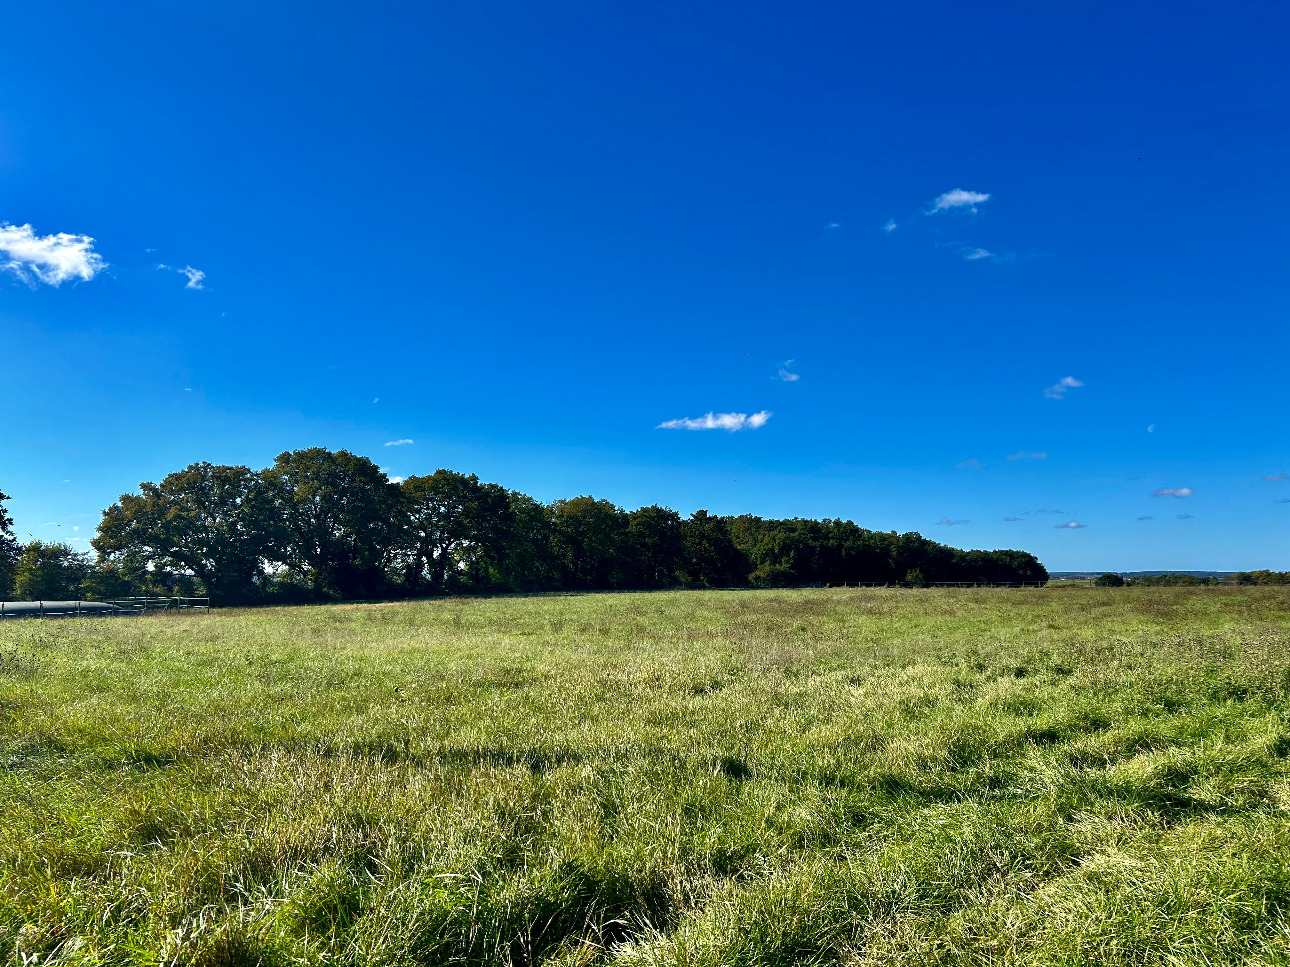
[399,470,512,593]
[93,462,274,604]
[1095,572,1125,587]
[0,490,17,598]
[3,586,1290,963]
[262,448,403,599]
[1229,570,1290,585]
[82,450,1048,605]
[626,505,685,589]
[550,496,630,590]
[12,541,93,600]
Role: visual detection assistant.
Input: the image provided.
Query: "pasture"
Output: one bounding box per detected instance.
[3,587,1290,965]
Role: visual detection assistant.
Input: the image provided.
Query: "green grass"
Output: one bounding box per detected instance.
[3,586,1290,966]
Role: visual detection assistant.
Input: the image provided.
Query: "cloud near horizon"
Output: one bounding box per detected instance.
[384,439,414,447]
[1044,376,1084,400]
[1005,450,1047,461]
[1055,521,1086,529]
[936,518,970,526]
[0,222,106,286]
[658,410,771,432]
[1151,487,1193,498]
[928,189,990,214]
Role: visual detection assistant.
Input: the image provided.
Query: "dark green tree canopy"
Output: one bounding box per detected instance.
[94,462,274,605]
[399,470,512,592]
[262,448,402,599]
[0,491,18,599]
[13,541,93,601]
[72,449,1051,603]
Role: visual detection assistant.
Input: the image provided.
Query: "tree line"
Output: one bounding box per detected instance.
[1093,571,1290,587]
[0,449,1049,604]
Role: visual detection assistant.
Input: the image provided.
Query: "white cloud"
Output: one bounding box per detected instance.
[956,458,984,471]
[158,263,206,289]
[1044,376,1084,400]
[936,518,970,526]
[825,222,842,230]
[1151,487,1193,498]
[1147,424,1156,433]
[0,222,106,286]
[384,439,414,447]
[389,476,405,484]
[1054,520,1086,529]
[1005,450,1047,461]
[928,189,990,214]
[658,410,772,432]
[883,220,897,233]
[777,361,800,382]
[373,397,379,404]
[962,248,993,260]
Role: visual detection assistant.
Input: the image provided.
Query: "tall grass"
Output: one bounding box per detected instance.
[2,587,1289,965]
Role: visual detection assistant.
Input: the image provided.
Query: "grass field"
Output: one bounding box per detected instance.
[3,587,1290,966]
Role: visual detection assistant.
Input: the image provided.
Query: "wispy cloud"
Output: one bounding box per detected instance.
[1044,376,1084,400]
[384,439,414,447]
[1005,450,1047,461]
[0,222,106,286]
[1147,424,1156,433]
[957,458,984,471]
[1028,508,1066,515]
[777,361,800,382]
[928,189,990,214]
[824,222,841,230]
[1276,498,1290,504]
[883,220,897,233]
[658,410,771,432]
[1176,514,1195,519]
[1003,516,1023,522]
[1151,487,1193,498]
[157,263,206,289]
[1054,520,1086,529]
[1138,515,1154,521]
[962,247,993,261]
[936,518,970,526]
[1264,473,1286,481]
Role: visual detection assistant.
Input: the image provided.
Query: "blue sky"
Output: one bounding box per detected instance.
[2,1,1287,571]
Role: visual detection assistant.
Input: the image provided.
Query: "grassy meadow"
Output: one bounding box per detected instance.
[3,586,1290,966]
